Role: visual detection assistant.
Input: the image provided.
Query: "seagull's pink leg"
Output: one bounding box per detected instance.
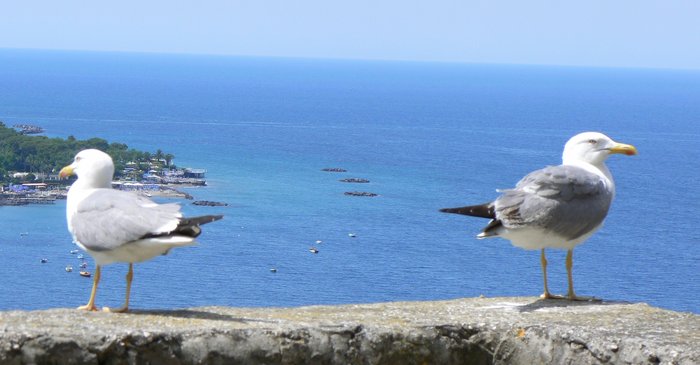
[77,265,101,311]
[103,263,133,313]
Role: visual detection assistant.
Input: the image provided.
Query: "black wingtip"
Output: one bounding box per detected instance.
[170,214,224,238]
[439,203,495,219]
[183,214,224,226]
[203,214,224,224]
[139,215,224,241]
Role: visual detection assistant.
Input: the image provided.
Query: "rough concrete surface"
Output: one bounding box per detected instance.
[0,297,697,364]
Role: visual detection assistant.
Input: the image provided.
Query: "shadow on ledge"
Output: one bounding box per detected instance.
[126,308,275,324]
[517,297,632,313]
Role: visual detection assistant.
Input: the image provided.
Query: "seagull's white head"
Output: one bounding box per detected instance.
[59,149,115,189]
[562,132,637,166]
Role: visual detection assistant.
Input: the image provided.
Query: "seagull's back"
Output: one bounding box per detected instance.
[71,189,181,249]
[487,164,614,250]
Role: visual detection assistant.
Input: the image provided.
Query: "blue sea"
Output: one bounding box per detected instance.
[0,49,698,314]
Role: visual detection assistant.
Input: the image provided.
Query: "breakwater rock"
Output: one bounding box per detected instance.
[344,191,378,197]
[12,124,44,134]
[0,297,696,364]
[322,168,347,172]
[192,200,228,207]
[340,178,370,183]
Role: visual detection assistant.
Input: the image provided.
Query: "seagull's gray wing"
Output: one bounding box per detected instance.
[494,165,613,240]
[71,189,182,252]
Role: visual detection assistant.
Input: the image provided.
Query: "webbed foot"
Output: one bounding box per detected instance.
[102,305,129,313]
[77,304,98,311]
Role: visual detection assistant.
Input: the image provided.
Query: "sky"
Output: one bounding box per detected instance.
[1,1,699,69]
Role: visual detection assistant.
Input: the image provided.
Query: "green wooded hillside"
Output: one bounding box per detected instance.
[0,122,173,182]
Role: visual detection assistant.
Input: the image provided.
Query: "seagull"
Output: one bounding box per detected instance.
[59,149,223,312]
[440,132,637,300]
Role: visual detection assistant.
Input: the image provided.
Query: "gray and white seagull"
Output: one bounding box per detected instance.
[440,132,637,300]
[60,149,223,312]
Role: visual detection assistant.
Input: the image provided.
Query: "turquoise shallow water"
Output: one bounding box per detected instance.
[0,49,698,313]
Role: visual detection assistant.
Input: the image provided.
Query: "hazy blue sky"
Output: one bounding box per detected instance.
[1,1,698,69]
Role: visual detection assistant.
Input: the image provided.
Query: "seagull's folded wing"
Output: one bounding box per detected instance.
[495,165,613,241]
[71,189,182,252]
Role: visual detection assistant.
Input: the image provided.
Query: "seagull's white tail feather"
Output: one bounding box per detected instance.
[88,236,197,265]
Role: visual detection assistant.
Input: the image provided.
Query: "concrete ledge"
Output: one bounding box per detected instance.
[0,297,697,364]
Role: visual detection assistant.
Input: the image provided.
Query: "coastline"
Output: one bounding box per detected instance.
[130,184,194,200]
[0,181,202,206]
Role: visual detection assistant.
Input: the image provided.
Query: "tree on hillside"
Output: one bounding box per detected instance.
[164,153,175,167]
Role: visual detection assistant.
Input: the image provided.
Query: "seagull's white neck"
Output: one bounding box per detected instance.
[65,173,112,233]
[74,178,111,190]
[71,170,113,191]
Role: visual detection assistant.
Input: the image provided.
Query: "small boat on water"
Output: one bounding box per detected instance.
[309,247,319,254]
[20,232,29,237]
[77,254,84,259]
[65,265,73,272]
[348,233,357,238]
[40,258,48,263]
[79,271,91,277]
[70,249,79,254]
[79,262,88,268]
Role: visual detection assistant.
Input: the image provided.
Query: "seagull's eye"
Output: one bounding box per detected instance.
[75,156,82,162]
[587,139,598,144]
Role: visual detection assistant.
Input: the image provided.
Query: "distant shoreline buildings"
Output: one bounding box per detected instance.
[1,166,208,206]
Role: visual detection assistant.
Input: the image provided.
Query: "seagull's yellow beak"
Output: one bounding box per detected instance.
[609,143,638,156]
[59,165,75,178]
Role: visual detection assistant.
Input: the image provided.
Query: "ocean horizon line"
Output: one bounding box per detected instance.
[2,46,700,73]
